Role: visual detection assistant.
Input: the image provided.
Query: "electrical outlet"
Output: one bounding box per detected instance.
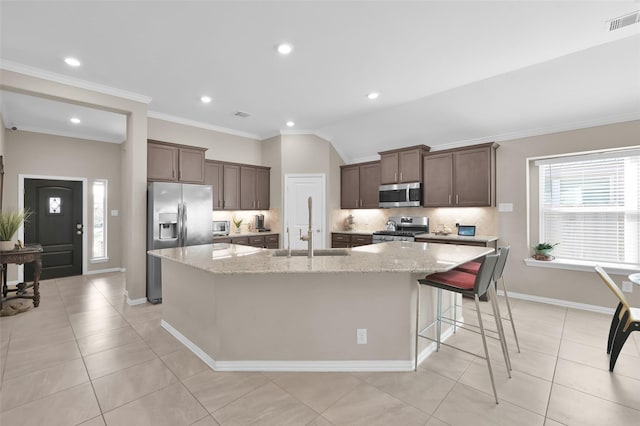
[622,281,633,293]
[356,328,367,344]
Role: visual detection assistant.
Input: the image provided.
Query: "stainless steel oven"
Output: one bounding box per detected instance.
[379,182,422,208]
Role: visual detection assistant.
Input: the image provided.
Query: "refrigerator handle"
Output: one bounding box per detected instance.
[182,202,188,244]
[177,203,183,246]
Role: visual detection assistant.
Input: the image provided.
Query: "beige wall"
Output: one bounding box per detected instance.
[497,120,640,308]
[0,114,6,157]
[148,117,262,165]
[275,134,343,248]
[4,131,123,277]
[1,69,148,300]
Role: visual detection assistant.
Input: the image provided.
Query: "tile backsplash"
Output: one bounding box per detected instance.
[332,207,499,236]
[212,209,280,233]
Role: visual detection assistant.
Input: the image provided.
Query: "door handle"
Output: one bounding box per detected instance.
[182,202,188,243]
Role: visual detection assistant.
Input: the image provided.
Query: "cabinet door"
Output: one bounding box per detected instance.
[379,153,399,184]
[249,236,265,247]
[205,161,224,210]
[265,234,279,249]
[454,147,491,207]
[351,234,372,247]
[231,236,249,245]
[147,143,177,181]
[223,164,240,210]
[256,168,270,210]
[178,148,205,183]
[340,166,360,209]
[399,149,422,182]
[359,163,380,208]
[332,233,351,248]
[240,166,257,210]
[423,153,454,207]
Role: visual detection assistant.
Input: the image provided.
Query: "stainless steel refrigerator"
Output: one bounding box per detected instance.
[147,182,213,303]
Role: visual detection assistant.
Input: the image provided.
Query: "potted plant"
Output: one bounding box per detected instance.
[232,216,243,234]
[533,242,558,257]
[0,209,32,251]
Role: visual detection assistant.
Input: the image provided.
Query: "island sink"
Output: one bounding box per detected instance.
[272,249,349,257]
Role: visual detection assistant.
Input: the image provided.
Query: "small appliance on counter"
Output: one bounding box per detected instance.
[372,216,429,243]
[254,214,270,232]
[212,220,230,236]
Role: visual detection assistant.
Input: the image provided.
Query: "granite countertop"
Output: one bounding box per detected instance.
[414,233,498,243]
[148,241,493,275]
[331,230,375,235]
[213,231,279,238]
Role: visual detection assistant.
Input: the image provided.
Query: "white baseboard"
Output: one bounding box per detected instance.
[123,289,147,306]
[161,319,417,372]
[86,267,123,275]
[497,289,615,315]
[161,320,216,370]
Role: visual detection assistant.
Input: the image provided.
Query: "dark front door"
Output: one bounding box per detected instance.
[24,179,83,280]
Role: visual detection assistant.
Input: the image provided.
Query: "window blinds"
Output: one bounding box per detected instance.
[538,150,640,266]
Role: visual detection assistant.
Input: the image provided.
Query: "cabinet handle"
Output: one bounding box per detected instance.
[400,172,403,181]
[456,194,459,204]
[448,194,451,204]
[179,170,182,180]
[172,169,175,179]
[218,199,221,208]
[394,172,397,182]
[257,200,260,209]
[355,199,358,208]
[360,199,363,207]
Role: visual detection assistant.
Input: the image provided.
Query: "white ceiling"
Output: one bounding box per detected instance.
[1,1,639,162]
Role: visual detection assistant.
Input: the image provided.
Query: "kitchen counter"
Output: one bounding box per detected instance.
[149,241,492,275]
[414,233,498,243]
[150,242,493,372]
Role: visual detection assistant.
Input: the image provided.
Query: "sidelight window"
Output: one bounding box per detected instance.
[536,149,640,267]
[92,179,108,261]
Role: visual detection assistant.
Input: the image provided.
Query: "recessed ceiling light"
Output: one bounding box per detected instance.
[64,57,81,67]
[70,117,81,124]
[367,92,380,100]
[286,121,295,127]
[277,43,293,55]
[200,95,212,103]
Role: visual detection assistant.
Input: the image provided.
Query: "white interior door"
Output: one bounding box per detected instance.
[284,174,326,250]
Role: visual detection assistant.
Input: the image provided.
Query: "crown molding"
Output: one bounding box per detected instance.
[0,60,152,104]
[147,111,261,140]
[429,111,640,152]
[7,125,124,144]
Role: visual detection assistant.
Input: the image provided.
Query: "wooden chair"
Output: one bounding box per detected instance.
[594,266,640,371]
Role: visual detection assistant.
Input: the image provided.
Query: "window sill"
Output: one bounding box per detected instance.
[90,257,109,264]
[523,257,639,275]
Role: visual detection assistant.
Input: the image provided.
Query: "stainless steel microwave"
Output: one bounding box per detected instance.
[212,220,230,236]
[379,182,422,208]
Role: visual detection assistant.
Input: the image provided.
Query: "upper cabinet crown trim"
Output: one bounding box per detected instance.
[377,144,431,156]
[147,139,207,152]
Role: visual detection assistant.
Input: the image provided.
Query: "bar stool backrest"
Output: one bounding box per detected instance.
[493,246,511,281]
[474,254,500,297]
[595,266,631,315]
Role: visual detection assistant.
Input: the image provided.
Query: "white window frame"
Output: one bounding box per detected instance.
[525,147,640,274]
[91,179,109,263]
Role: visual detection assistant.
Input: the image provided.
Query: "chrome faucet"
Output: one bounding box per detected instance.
[299,196,314,257]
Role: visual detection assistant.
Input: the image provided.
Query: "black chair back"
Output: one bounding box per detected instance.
[474,254,499,297]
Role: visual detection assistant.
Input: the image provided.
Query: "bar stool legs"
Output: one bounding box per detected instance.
[474,293,499,404]
[500,276,521,353]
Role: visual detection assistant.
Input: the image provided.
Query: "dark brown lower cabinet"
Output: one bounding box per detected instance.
[214,234,280,249]
[331,233,372,248]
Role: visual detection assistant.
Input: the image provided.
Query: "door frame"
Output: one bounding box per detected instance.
[18,174,88,282]
[283,173,327,250]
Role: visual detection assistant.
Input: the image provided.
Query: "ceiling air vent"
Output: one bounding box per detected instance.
[607,10,640,31]
[234,111,251,118]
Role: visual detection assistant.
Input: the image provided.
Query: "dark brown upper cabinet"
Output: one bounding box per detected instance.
[147,140,206,183]
[379,145,430,184]
[340,161,380,209]
[205,160,270,211]
[422,143,498,207]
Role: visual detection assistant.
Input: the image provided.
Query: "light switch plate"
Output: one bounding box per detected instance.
[498,203,513,212]
[111,210,119,217]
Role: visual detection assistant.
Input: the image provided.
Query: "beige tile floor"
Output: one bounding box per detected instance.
[1,272,639,425]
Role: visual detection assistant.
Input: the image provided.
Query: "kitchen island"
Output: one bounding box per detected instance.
[149,241,493,372]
